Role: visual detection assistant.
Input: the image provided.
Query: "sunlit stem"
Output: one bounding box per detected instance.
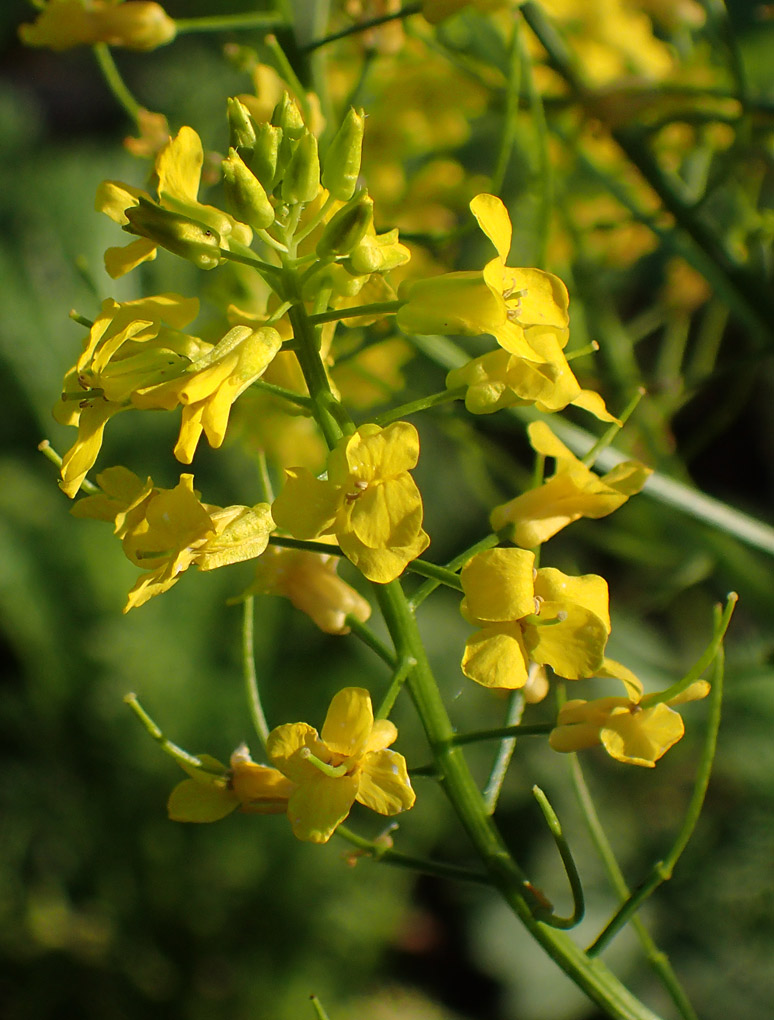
[569,754,700,1020]
[373,387,466,427]
[640,592,737,707]
[483,689,525,815]
[335,824,491,885]
[37,440,99,495]
[346,616,396,669]
[174,12,285,32]
[587,604,727,957]
[301,2,423,53]
[376,655,417,720]
[124,693,222,775]
[531,785,585,929]
[92,43,141,123]
[250,378,312,409]
[452,722,554,746]
[256,228,289,253]
[306,300,402,325]
[309,994,332,1020]
[406,558,464,591]
[219,248,284,279]
[581,388,645,468]
[408,533,500,610]
[242,596,270,751]
[299,747,349,778]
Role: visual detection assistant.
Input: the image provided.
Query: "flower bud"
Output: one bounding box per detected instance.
[227,97,257,162]
[316,190,373,258]
[251,122,282,191]
[348,227,410,275]
[222,148,275,231]
[125,198,222,269]
[281,131,320,206]
[321,107,365,202]
[271,92,305,140]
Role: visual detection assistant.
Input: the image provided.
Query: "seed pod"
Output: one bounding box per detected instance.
[124,197,222,269]
[321,107,365,202]
[222,148,275,231]
[316,189,374,258]
[281,131,320,206]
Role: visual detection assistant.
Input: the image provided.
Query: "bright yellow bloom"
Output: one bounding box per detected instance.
[460,548,610,688]
[96,126,252,278]
[132,324,282,463]
[491,421,652,546]
[53,293,204,498]
[243,544,372,635]
[73,468,274,611]
[549,659,710,766]
[168,745,295,823]
[19,0,176,52]
[446,333,617,422]
[397,194,569,356]
[271,422,430,584]
[267,687,415,843]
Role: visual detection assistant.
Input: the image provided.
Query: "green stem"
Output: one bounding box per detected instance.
[309,994,331,1020]
[307,300,402,325]
[242,597,270,751]
[406,558,464,592]
[38,441,99,495]
[532,785,585,929]
[346,616,396,668]
[376,655,417,720]
[250,378,312,409]
[374,580,665,1020]
[408,532,500,610]
[92,43,141,123]
[581,388,645,468]
[587,609,727,957]
[373,387,465,427]
[489,21,522,197]
[335,824,491,885]
[452,722,554,745]
[569,755,700,1020]
[483,689,525,814]
[174,12,285,33]
[124,693,221,775]
[640,592,737,707]
[219,248,284,279]
[300,2,422,53]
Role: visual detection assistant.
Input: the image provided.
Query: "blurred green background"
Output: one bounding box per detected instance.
[2,2,774,1019]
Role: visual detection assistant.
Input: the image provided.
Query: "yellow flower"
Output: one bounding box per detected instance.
[243,545,372,635]
[19,0,176,52]
[168,745,295,823]
[53,293,204,498]
[490,421,652,546]
[267,687,415,843]
[549,659,710,767]
[460,547,610,688]
[132,324,282,463]
[96,126,252,278]
[446,333,617,422]
[271,422,430,584]
[73,468,274,611]
[397,194,569,357]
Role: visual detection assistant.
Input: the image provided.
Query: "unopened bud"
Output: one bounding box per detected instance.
[222,148,275,230]
[321,107,365,202]
[251,122,282,191]
[281,131,320,205]
[271,92,305,140]
[124,197,222,269]
[316,189,373,257]
[348,227,410,275]
[227,97,257,162]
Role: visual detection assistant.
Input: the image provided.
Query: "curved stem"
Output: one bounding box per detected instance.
[346,616,396,669]
[406,558,464,592]
[531,785,585,929]
[242,596,270,751]
[483,689,525,814]
[373,387,465,427]
[92,43,141,123]
[301,2,422,53]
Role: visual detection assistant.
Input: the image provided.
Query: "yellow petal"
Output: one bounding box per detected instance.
[194,503,274,571]
[534,568,610,632]
[460,547,536,622]
[286,772,360,843]
[231,761,295,813]
[357,749,416,814]
[156,126,203,206]
[462,624,530,689]
[104,237,157,279]
[601,704,685,766]
[338,523,429,583]
[267,723,326,783]
[525,601,608,680]
[167,779,238,822]
[470,193,512,261]
[321,687,374,758]
[346,475,424,551]
[271,468,341,539]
